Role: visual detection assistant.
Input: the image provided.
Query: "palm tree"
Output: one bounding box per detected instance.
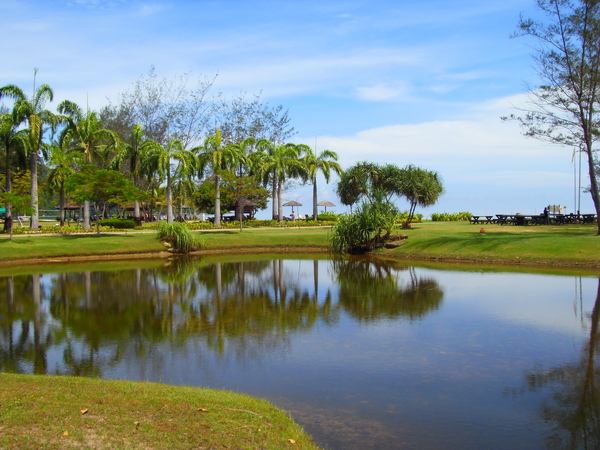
[301,145,342,220]
[143,139,196,223]
[0,112,27,232]
[110,125,161,225]
[253,140,304,221]
[195,130,246,226]
[0,74,59,230]
[46,139,84,226]
[57,100,119,229]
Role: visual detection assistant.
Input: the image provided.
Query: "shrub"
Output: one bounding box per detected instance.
[98,218,136,229]
[330,200,399,254]
[397,211,423,223]
[317,212,339,221]
[157,222,205,253]
[431,212,472,221]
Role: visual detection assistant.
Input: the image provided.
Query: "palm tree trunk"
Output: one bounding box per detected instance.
[312,177,318,220]
[83,200,91,229]
[133,172,141,226]
[214,174,221,227]
[4,162,12,233]
[272,178,278,220]
[166,171,174,223]
[278,179,283,222]
[59,187,65,227]
[29,149,39,230]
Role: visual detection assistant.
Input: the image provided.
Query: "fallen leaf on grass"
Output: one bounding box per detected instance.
[134,422,140,429]
[80,408,89,415]
[63,431,69,436]
[197,408,208,412]
[288,439,296,444]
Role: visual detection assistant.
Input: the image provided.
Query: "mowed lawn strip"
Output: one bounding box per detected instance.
[393,221,600,266]
[0,373,318,449]
[0,222,599,267]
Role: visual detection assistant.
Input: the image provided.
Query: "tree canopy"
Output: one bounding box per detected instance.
[505,0,600,234]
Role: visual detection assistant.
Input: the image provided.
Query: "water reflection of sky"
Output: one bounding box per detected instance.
[2,259,599,449]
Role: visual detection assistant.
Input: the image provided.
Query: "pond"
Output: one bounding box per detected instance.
[0,254,599,449]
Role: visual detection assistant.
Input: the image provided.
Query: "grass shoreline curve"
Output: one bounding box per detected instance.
[0,373,318,449]
[0,221,599,268]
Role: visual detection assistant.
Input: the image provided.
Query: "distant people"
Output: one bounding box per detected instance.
[291,211,296,221]
[543,207,549,224]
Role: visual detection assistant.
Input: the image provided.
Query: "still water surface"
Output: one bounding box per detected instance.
[0,255,599,449]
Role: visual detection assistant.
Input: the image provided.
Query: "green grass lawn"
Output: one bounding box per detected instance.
[393,221,600,267]
[1,221,600,267]
[0,373,318,449]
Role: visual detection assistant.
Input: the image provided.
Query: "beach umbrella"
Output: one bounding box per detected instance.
[283,200,302,216]
[317,200,336,212]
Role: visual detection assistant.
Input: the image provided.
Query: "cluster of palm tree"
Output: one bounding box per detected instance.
[0,80,343,231]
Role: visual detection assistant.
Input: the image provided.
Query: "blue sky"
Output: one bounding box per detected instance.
[2,0,593,217]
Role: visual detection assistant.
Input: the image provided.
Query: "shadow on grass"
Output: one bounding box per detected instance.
[57,233,139,240]
[406,233,563,252]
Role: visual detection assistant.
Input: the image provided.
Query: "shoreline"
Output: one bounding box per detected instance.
[2,245,600,270]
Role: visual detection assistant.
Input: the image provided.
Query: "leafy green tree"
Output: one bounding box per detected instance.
[221,171,269,230]
[196,130,246,226]
[57,100,119,229]
[301,146,342,219]
[505,0,600,234]
[399,165,443,228]
[336,162,405,207]
[46,140,84,226]
[0,72,60,229]
[110,125,161,225]
[65,166,143,234]
[144,140,196,223]
[0,111,27,232]
[253,140,304,221]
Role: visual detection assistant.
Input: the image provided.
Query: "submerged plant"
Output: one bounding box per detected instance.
[157,221,204,253]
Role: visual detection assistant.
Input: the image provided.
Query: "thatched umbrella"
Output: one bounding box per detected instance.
[317,200,336,212]
[283,200,302,218]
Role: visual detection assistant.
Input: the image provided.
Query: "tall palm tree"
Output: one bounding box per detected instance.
[110,125,161,225]
[253,140,304,221]
[0,75,59,230]
[195,130,246,226]
[301,146,342,220]
[46,139,84,226]
[0,112,27,232]
[57,100,119,229]
[143,139,196,223]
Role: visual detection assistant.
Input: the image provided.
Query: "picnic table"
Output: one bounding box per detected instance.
[469,215,495,224]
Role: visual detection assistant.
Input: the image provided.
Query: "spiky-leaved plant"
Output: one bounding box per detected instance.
[157,221,204,253]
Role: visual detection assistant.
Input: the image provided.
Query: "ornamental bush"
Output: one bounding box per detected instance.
[157,222,204,253]
[98,218,136,229]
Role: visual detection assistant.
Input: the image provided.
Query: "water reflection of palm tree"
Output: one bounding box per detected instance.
[332,258,444,321]
[515,278,600,448]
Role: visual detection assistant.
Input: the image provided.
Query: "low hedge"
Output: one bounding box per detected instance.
[98,218,136,229]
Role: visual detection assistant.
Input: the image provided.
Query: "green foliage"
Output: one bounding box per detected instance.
[157,221,204,253]
[317,211,339,221]
[330,199,399,254]
[397,210,423,223]
[431,212,472,221]
[98,218,136,229]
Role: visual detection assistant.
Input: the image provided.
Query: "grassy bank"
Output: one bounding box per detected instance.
[393,221,600,267]
[1,221,599,267]
[0,373,318,449]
